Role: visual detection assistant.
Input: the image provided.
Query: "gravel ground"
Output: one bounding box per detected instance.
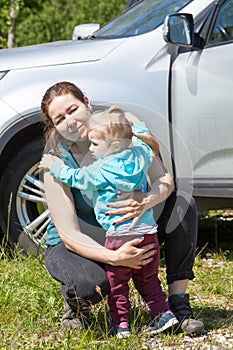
[146,329,233,349]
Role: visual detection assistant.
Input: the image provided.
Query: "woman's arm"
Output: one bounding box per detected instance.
[43,170,156,269]
[147,156,175,204]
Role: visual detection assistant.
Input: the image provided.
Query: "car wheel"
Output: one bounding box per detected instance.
[0,137,49,253]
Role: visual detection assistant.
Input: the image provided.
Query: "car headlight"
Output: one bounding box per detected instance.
[0,71,9,80]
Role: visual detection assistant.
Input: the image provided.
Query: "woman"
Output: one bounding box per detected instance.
[39,106,179,337]
[41,81,204,335]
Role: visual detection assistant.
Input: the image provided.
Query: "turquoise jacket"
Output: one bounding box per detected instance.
[50,122,158,236]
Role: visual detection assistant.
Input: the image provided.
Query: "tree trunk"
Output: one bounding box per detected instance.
[7,1,17,48]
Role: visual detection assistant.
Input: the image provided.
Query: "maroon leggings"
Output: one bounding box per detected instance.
[105,234,169,326]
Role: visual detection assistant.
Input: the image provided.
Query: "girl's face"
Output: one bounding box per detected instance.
[48,93,91,142]
[88,129,115,159]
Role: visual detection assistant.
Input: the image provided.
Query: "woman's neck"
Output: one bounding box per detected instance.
[70,138,91,163]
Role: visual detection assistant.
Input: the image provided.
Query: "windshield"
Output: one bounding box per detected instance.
[94,0,193,38]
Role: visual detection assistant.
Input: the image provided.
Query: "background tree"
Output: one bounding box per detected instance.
[7,0,18,48]
[0,0,43,48]
[0,0,11,48]
[0,0,128,48]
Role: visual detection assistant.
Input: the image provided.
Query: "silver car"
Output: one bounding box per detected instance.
[0,0,232,251]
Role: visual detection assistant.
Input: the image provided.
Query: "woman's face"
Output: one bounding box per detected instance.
[48,93,91,142]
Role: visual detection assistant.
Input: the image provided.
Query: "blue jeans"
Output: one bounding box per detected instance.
[45,242,110,306]
[155,191,196,284]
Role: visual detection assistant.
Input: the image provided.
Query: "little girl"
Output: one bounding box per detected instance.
[40,106,178,338]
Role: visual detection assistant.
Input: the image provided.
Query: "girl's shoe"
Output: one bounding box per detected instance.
[110,323,131,338]
[145,311,179,335]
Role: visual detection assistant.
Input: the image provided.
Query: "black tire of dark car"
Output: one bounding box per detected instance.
[0,137,46,254]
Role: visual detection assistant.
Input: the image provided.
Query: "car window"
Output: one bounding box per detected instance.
[208,0,233,44]
[94,0,193,39]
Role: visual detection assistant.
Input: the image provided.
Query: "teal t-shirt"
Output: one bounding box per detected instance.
[45,144,100,246]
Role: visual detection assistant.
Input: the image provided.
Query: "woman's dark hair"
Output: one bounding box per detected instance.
[41,81,86,154]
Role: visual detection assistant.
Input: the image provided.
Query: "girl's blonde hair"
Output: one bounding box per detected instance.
[89,106,159,156]
[89,106,132,142]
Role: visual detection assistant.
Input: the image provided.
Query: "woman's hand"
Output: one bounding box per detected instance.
[111,236,157,269]
[107,191,152,229]
[107,157,174,229]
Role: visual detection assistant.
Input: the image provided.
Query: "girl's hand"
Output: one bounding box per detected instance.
[107,191,151,229]
[39,154,62,171]
[112,236,157,269]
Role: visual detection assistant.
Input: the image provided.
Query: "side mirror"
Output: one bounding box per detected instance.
[163,13,194,47]
[72,23,100,40]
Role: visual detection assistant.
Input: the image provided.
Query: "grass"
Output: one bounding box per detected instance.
[198,210,233,251]
[0,239,232,350]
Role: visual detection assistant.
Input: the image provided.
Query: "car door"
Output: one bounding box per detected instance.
[171,0,233,203]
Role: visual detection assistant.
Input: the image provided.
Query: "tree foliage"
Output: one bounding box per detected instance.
[0,0,127,48]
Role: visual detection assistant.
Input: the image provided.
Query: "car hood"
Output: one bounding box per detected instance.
[0,38,125,71]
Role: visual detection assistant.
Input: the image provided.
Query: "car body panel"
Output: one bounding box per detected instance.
[0,38,124,70]
[0,0,233,248]
[1,0,232,196]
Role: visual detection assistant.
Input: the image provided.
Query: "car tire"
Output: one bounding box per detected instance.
[0,137,48,254]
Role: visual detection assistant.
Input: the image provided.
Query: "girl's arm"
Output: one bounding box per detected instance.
[43,170,156,269]
[40,153,105,190]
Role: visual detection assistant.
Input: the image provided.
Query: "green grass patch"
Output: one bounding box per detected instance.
[0,244,232,349]
[198,210,233,250]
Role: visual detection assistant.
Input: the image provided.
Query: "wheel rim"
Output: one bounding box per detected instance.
[16,163,50,248]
